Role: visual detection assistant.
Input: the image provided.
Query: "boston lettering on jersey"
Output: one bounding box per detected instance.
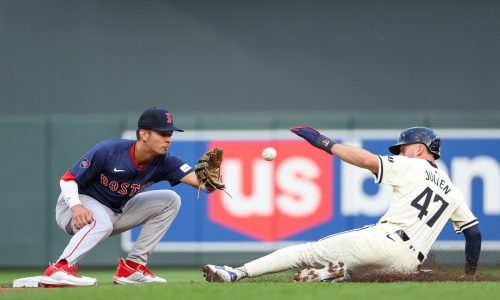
[63,139,192,213]
[99,174,154,197]
[425,170,452,195]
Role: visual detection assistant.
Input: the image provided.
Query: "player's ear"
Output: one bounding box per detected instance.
[417,144,426,156]
[138,129,150,141]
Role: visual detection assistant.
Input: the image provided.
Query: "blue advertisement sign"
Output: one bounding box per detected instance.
[121,130,500,252]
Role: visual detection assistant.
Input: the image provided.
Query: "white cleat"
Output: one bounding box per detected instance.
[293,261,349,282]
[40,262,97,287]
[113,258,167,284]
[203,264,240,282]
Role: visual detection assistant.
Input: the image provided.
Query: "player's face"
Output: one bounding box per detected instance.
[146,130,173,155]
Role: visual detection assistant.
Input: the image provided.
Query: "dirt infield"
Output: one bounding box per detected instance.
[0,285,38,292]
[348,273,497,282]
[347,268,500,282]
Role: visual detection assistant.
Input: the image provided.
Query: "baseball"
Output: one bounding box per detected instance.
[262,147,277,161]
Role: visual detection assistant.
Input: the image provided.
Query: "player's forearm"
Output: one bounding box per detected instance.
[60,179,82,208]
[289,126,378,173]
[331,144,379,173]
[463,224,482,274]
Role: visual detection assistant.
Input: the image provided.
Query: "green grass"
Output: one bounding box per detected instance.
[1,267,499,300]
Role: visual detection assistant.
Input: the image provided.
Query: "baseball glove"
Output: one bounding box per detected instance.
[195,147,230,197]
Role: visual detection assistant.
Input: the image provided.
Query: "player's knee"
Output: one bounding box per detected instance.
[95,219,113,237]
[169,191,182,213]
[286,242,324,269]
[160,190,182,213]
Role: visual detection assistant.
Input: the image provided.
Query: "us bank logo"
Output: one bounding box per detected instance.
[209,140,333,241]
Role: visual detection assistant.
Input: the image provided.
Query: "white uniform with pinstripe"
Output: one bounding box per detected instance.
[243,155,479,277]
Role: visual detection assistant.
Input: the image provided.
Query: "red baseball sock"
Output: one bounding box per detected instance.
[125,259,141,269]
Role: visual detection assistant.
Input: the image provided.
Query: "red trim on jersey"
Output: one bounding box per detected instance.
[63,220,97,261]
[129,142,144,171]
[61,170,77,181]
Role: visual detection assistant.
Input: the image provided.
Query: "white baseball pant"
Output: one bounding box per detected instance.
[244,223,422,277]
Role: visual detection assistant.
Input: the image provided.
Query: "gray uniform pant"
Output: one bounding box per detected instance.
[55,190,181,266]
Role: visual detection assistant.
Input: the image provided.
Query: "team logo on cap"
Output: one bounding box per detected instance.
[166,112,172,124]
[80,158,90,168]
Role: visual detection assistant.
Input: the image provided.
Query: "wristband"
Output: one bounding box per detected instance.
[60,179,82,208]
[65,195,82,208]
[316,134,336,153]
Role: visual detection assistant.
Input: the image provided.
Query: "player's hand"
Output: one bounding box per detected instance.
[290,126,336,154]
[71,204,94,230]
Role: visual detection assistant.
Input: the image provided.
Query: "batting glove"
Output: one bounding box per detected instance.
[290,126,336,154]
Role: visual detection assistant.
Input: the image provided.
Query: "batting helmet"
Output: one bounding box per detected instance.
[389,127,441,159]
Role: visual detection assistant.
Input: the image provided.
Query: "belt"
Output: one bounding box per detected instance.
[394,230,425,263]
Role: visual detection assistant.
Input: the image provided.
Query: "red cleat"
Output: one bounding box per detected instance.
[113,258,167,284]
[40,262,97,287]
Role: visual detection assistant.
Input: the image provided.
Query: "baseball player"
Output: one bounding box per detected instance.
[40,107,217,287]
[203,127,482,282]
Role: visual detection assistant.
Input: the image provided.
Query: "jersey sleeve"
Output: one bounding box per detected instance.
[450,198,479,234]
[68,144,108,186]
[374,155,412,186]
[162,155,194,186]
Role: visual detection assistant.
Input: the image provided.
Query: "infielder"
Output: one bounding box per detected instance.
[204,127,482,282]
[41,107,221,287]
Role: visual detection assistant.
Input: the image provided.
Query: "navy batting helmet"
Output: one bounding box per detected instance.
[389,127,441,159]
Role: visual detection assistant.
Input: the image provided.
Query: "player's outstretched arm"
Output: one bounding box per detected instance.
[290,126,379,173]
[462,224,482,276]
[330,143,379,174]
[181,172,207,189]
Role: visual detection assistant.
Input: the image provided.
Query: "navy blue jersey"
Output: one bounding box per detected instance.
[63,139,193,213]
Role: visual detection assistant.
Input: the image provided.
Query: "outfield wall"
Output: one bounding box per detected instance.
[1,0,500,115]
[0,112,499,268]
